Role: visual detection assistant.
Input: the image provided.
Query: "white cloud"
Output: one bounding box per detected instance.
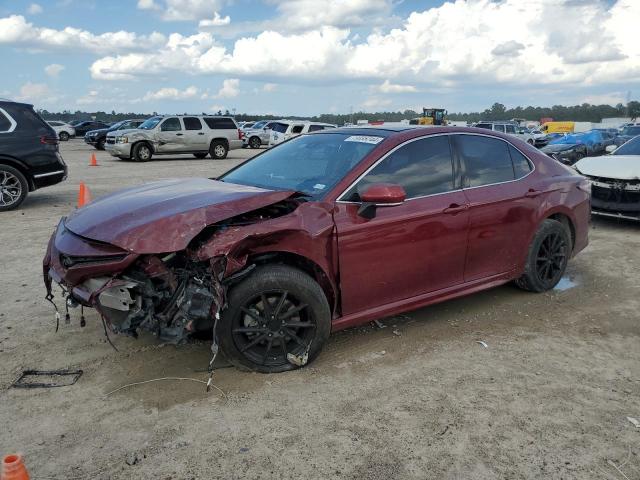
[263,83,277,92]
[199,12,230,28]
[215,79,239,98]
[362,97,393,110]
[139,0,225,22]
[76,90,100,105]
[209,104,227,113]
[581,92,626,106]
[16,82,51,102]
[0,15,165,54]
[376,80,417,94]
[143,86,199,101]
[44,63,64,77]
[27,3,43,14]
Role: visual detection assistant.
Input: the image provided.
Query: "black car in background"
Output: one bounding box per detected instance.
[0,100,67,211]
[84,119,146,150]
[73,120,110,137]
[540,142,588,165]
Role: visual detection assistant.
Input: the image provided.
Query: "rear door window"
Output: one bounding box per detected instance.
[505,125,516,134]
[494,124,506,133]
[454,135,515,187]
[292,125,304,134]
[203,117,237,129]
[161,117,182,131]
[508,145,533,178]
[308,125,326,132]
[183,117,203,130]
[475,123,492,130]
[348,135,454,200]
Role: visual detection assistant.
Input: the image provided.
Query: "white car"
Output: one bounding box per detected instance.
[475,122,536,145]
[573,136,640,221]
[46,121,75,141]
[268,120,336,147]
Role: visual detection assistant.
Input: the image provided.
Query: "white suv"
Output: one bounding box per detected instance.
[268,120,336,147]
[105,115,243,161]
[46,121,75,141]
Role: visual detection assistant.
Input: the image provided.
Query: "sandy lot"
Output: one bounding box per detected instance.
[1,140,639,479]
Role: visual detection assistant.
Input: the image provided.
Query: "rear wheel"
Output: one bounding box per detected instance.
[210,141,228,159]
[59,131,70,141]
[527,138,534,145]
[193,152,208,159]
[249,136,261,149]
[219,265,331,373]
[515,219,570,292]
[132,142,152,162]
[0,165,28,211]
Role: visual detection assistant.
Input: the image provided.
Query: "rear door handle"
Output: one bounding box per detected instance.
[443,203,468,214]
[198,132,205,135]
[176,133,183,136]
[525,189,542,198]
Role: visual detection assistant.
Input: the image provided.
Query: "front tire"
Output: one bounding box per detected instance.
[59,132,70,141]
[132,142,152,162]
[249,136,261,149]
[96,138,106,150]
[0,165,28,211]
[515,219,571,292]
[219,265,331,373]
[210,141,228,159]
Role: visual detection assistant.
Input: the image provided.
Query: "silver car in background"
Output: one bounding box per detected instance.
[105,115,243,161]
[242,120,278,149]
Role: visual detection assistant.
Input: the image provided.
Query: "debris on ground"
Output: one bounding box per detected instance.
[125,453,139,466]
[476,341,488,348]
[11,369,83,388]
[392,329,401,337]
[287,351,309,367]
[372,319,386,329]
[627,417,640,428]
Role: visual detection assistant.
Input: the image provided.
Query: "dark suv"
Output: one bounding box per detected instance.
[73,120,110,137]
[84,119,146,150]
[0,100,67,211]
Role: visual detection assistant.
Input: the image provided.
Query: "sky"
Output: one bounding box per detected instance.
[0,0,638,116]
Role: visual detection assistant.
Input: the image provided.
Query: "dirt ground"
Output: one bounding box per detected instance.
[1,140,639,479]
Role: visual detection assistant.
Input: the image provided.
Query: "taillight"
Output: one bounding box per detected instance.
[40,135,59,145]
[238,129,244,140]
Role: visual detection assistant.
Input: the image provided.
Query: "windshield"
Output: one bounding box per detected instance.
[621,126,640,136]
[221,133,383,198]
[252,120,268,129]
[108,121,126,131]
[613,136,640,156]
[139,116,162,130]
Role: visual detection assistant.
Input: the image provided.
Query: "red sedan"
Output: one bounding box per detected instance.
[43,126,590,372]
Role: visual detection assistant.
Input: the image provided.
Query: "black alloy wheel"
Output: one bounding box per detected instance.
[232,290,316,368]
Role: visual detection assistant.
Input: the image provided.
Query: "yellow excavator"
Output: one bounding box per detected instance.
[409,108,448,126]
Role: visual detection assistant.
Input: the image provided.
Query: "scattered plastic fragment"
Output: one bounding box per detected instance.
[476,340,488,348]
[554,276,578,291]
[372,319,386,329]
[392,329,401,337]
[287,351,309,367]
[627,417,640,428]
[11,369,83,388]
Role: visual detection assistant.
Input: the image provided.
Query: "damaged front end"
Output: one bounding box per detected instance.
[589,176,640,221]
[44,221,228,344]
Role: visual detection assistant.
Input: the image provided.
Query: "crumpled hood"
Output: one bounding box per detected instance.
[542,143,579,153]
[107,128,139,137]
[574,155,640,180]
[64,178,296,253]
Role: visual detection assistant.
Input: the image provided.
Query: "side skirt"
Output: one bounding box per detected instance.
[331,270,516,332]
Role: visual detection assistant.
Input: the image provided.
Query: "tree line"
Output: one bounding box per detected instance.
[37,101,639,125]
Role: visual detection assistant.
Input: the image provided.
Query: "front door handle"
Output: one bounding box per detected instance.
[198,132,205,135]
[525,189,542,198]
[176,133,183,136]
[443,203,468,214]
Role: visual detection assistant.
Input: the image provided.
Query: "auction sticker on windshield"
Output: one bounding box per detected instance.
[344,135,384,144]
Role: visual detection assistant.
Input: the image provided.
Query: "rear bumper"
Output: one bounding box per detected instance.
[32,152,68,189]
[229,139,243,150]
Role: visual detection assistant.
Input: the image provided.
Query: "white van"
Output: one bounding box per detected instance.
[268,120,336,147]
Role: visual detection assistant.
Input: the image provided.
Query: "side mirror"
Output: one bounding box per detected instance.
[358,184,406,219]
[605,145,617,153]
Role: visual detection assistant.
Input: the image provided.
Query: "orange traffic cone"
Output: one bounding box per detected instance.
[2,454,30,480]
[89,153,98,166]
[77,182,92,208]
